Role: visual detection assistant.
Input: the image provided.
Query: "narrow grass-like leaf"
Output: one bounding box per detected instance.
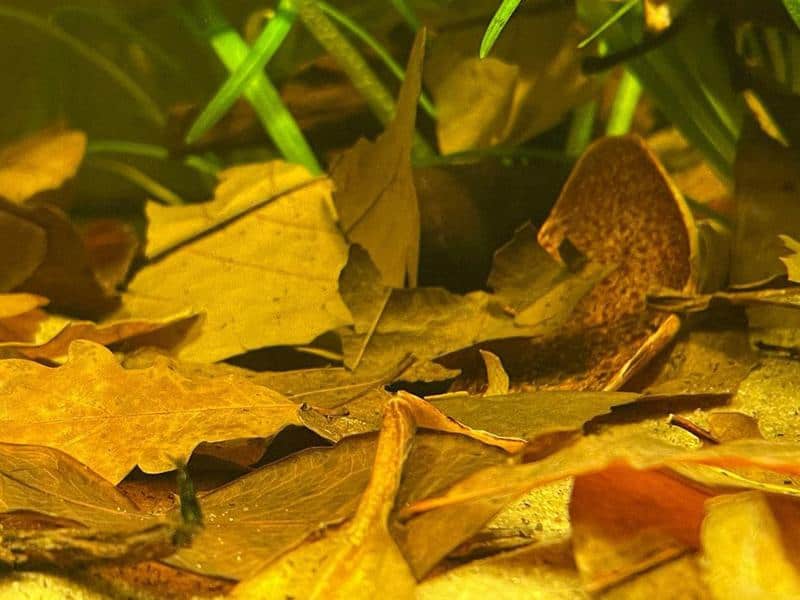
[605,69,643,135]
[0,6,165,127]
[50,4,182,74]
[85,157,184,205]
[317,1,436,118]
[186,0,320,173]
[565,100,597,156]
[784,0,800,31]
[479,0,522,58]
[185,0,298,144]
[390,0,421,31]
[86,139,220,176]
[578,0,639,49]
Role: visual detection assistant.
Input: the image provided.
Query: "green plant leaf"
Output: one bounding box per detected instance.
[784,0,800,31]
[479,0,522,58]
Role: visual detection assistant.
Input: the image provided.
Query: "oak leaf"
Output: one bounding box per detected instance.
[0,340,304,483]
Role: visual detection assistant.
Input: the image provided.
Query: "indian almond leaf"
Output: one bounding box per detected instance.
[169,429,511,580]
[0,127,86,204]
[232,398,417,599]
[338,223,608,380]
[569,465,709,592]
[330,30,424,288]
[648,287,800,313]
[732,122,800,287]
[0,340,307,484]
[416,540,587,600]
[425,390,641,442]
[702,491,800,597]
[120,160,352,363]
[398,431,800,520]
[426,4,593,154]
[490,135,698,392]
[1,198,117,318]
[0,300,199,362]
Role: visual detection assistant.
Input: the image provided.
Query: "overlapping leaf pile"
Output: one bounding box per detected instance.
[5,19,800,600]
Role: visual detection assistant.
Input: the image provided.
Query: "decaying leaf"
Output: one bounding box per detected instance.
[0,128,85,204]
[0,340,305,483]
[121,161,352,362]
[427,390,640,441]
[232,398,417,599]
[78,219,139,295]
[0,301,198,362]
[0,208,46,291]
[2,199,115,317]
[171,426,511,581]
[499,135,699,391]
[339,223,606,380]
[570,465,708,591]
[479,350,509,395]
[330,31,424,287]
[702,492,800,598]
[417,540,586,600]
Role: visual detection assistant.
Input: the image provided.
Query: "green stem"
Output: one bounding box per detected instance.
[185,0,298,144]
[606,69,643,135]
[565,100,597,156]
[187,0,321,174]
[578,0,639,49]
[0,6,165,127]
[317,1,437,119]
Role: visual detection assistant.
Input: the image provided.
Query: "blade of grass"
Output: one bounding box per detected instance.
[578,0,639,49]
[565,100,597,156]
[480,0,522,58]
[86,139,221,176]
[0,6,165,127]
[297,0,435,161]
[185,0,298,145]
[316,0,436,119]
[186,0,321,174]
[50,5,183,74]
[85,157,184,205]
[390,0,421,31]
[783,0,800,31]
[605,69,642,135]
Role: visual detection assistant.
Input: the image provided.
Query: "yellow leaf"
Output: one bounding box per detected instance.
[0,292,48,319]
[0,340,304,483]
[479,350,509,395]
[331,32,424,287]
[417,540,586,600]
[121,161,352,362]
[702,492,800,598]
[232,398,417,599]
[0,128,86,204]
[425,6,592,153]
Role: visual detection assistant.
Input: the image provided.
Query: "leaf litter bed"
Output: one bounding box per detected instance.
[3,3,800,598]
